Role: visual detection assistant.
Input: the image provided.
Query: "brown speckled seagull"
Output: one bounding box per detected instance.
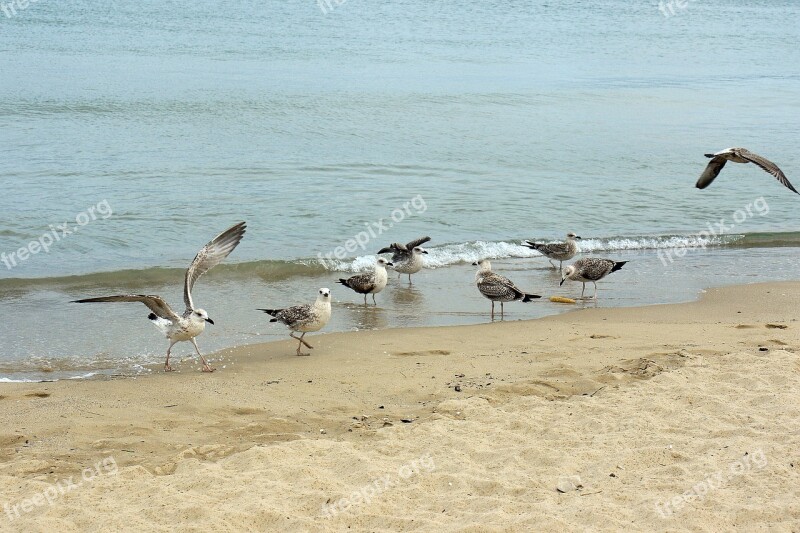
[258,288,332,356]
[72,222,246,372]
[696,148,797,194]
[473,259,541,319]
[560,257,627,300]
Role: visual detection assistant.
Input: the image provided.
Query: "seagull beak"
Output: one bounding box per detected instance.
[559,278,566,286]
[471,262,478,266]
[575,236,582,240]
[205,318,215,325]
[422,250,429,254]
[386,262,394,267]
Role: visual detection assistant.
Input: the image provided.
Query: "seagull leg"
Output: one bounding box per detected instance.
[363,294,367,305]
[290,332,313,355]
[164,340,177,372]
[500,301,504,319]
[408,274,412,284]
[191,338,215,372]
[549,259,557,269]
[372,293,377,305]
[593,282,598,300]
[580,283,586,299]
[491,301,495,320]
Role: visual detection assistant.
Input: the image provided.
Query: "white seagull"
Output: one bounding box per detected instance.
[338,257,393,305]
[696,148,797,194]
[378,236,431,283]
[560,257,627,300]
[473,259,541,319]
[258,288,332,356]
[72,222,246,372]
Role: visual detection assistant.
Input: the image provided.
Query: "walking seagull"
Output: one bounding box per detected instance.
[522,232,581,270]
[378,236,430,283]
[338,257,393,305]
[258,288,332,356]
[560,257,627,300]
[72,222,246,372]
[473,259,541,319]
[696,148,797,194]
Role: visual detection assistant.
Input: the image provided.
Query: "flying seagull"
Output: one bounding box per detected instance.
[258,288,332,356]
[696,148,797,194]
[522,232,581,270]
[560,257,627,300]
[473,259,541,319]
[338,257,393,305]
[378,236,430,283]
[72,222,247,372]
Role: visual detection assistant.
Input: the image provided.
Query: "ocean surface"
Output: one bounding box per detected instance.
[1,0,798,381]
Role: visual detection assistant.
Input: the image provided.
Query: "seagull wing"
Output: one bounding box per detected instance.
[738,149,798,194]
[183,222,247,313]
[72,294,181,321]
[405,236,431,250]
[696,156,727,189]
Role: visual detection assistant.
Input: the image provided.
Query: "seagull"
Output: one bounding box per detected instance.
[378,236,431,283]
[258,288,332,356]
[522,232,581,270]
[72,222,246,372]
[338,257,393,305]
[473,259,541,319]
[560,257,627,300]
[696,148,797,194]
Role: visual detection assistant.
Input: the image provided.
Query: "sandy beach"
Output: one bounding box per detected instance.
[1,281,799,532]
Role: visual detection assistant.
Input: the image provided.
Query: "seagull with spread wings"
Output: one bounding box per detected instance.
[696,148,797,194]
[72,222,246,372]
[378,236,430,283]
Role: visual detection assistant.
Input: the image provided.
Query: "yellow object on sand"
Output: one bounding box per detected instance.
[549,296,576,304]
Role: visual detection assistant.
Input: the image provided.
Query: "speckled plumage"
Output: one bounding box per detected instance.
[523,232,581,270]
[560,257,627,300]
[473,259,540,319]
[378,237,430,282]
[259,288,332,355]
[338,257,392,304]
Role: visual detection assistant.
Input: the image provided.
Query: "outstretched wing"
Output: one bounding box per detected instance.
[405,236,431,250]
[184,222,247,312]
[72,294,180,321]
[696,156,727,189]
[738,149,798,194]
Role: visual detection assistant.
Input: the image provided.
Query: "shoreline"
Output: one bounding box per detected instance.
[2,280,798,530]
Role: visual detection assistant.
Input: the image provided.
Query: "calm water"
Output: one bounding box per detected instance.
[1,1,798,380]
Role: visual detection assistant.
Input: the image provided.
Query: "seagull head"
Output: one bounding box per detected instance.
[472,259,491,271]
[567,232,581,240]
[413,246,428,255]
[194,309,214,325]
[377,257,393,268]
[560,266,576,286]
[318,287,331,300]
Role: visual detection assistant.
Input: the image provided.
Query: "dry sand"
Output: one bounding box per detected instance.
[1,281,799,532]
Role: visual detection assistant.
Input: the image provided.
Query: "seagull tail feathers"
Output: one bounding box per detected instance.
[611,261,628,273]
[522,293,542,302]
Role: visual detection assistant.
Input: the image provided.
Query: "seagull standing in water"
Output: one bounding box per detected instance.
[378,236,430,283]
[258,288,332,356]
[338,257,393,305]
[560,257,627,300]
[696,148,797,194]
[473,259,541,319]
[72,222,246,372]
[522,232,581,270]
